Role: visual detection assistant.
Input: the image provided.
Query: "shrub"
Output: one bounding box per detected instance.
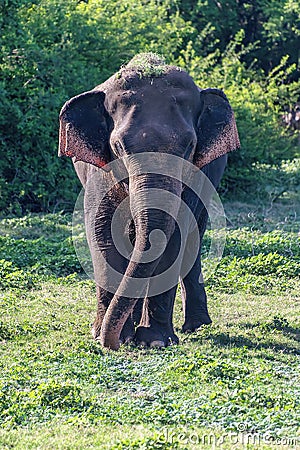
[0,259,37,290]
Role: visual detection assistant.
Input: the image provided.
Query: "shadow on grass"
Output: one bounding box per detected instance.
[239,321,300,341]
[188,329,300,355]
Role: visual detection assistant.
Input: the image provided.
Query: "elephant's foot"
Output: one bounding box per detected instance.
[135,320,179,348]
[181,312,212,333]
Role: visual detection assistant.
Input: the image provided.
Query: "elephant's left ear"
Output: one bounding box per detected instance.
[59,90,111,170]
[194,88,240,168]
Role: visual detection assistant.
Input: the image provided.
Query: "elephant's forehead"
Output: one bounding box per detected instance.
[103,71,199,114]
[104,69,197,96]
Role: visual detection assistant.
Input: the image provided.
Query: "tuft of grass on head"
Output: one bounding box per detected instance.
[119,52,172,78]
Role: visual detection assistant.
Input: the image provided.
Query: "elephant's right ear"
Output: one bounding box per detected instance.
[194,88,240,168]
[59,91,111,170]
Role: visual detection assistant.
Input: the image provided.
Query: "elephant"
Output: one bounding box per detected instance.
[282,104,300,131]
[59,53,240,350]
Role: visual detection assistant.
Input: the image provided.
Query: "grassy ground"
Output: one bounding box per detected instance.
[0,195,299,449]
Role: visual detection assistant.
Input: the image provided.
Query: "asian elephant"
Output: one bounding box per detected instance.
[282,103,300,131]
[59,53,240,350]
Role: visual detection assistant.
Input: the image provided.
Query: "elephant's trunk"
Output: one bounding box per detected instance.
[99,162,182,350]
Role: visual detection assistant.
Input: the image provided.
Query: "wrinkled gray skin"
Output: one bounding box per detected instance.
[59,56,240,350]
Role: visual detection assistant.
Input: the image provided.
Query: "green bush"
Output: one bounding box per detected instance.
[180,35,299,196]
[0,0,191,213]
[205,228,300,294]
[0,259,37,290]
[0,0,299,212]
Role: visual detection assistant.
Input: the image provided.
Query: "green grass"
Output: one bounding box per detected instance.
[120,53,171,78]
[0,200,299,449]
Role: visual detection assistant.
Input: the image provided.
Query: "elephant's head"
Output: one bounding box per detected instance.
[59,53,240,349]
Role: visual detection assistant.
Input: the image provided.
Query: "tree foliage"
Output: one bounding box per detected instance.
[175,0,300,75]
[0,0,299,213]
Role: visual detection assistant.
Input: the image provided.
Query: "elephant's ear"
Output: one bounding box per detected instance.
[194,88,240,168]
[59,90,111,170]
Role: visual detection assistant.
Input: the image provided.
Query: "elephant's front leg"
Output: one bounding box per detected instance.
[135,226,181,347]
[91,285,112,339]
[91,248,136,344]
[135,286,179,347]
[86,191,136,344]
[180,212,212,333]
